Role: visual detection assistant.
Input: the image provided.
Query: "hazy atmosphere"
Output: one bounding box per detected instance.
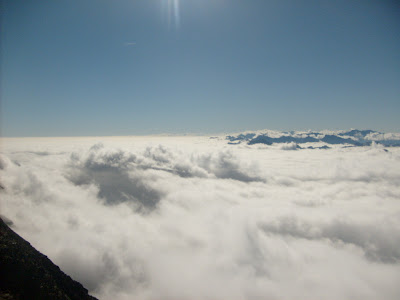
[1,1,400,300]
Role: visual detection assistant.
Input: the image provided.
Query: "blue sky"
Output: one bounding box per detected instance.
[1,0,400,136]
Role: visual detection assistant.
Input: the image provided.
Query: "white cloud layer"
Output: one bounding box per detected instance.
[1,136,400,300]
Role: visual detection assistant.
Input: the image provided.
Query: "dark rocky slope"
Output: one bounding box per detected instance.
[0,217,98,300]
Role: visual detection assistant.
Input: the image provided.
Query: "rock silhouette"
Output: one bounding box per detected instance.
[0,217,98,300]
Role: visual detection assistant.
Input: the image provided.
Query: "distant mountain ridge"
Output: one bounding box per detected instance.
[226,129,400,147]
[0,217,98,300]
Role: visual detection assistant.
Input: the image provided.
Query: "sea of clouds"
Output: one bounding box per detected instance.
[1,134,400,300]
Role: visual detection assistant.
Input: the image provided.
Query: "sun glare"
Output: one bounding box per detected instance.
[165,0,180,29]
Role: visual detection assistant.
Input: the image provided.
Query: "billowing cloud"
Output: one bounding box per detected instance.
[66,143,161,212]
[279,142,298,150]
[1,135,400,299]
[259,215,400,263]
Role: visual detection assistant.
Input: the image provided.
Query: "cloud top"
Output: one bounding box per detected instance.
[1,135,400,299]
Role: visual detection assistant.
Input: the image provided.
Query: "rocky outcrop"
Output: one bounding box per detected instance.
[0,218,98,300]
[226,129,400,147]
